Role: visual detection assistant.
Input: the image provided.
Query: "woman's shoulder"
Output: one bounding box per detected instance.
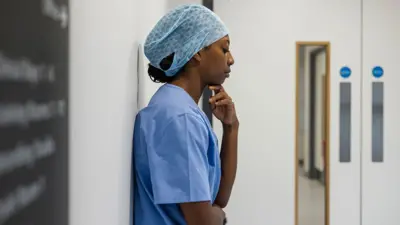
[137,103,207,133]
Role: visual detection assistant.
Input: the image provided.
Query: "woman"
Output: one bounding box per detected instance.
[133,4,238,225]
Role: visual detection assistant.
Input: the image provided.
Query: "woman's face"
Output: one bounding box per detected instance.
[199,35,235,85]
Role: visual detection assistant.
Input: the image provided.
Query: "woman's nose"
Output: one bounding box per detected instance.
[228,52,235,66]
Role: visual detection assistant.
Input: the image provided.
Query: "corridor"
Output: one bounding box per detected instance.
[299,168,325,225]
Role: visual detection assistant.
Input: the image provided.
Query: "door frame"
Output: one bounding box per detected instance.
[294,41,331,225]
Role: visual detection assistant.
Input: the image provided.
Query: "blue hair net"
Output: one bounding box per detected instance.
[144,4,229,77]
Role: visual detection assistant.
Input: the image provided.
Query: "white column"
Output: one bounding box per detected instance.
[69,0,139,224]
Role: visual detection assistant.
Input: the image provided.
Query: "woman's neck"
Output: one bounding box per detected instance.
[170,74,205,104]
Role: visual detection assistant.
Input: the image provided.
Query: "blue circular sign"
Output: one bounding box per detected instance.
[372,66,384,78]
[340,66,351,78]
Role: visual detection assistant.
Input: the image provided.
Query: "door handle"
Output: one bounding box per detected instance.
[371,81,384,162]
[339,82,351,162]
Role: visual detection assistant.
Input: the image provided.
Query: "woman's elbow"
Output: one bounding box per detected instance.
[214,197,229,209]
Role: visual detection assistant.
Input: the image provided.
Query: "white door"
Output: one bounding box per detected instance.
[362,1,400,225]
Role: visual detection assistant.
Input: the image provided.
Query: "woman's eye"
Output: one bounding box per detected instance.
[222,48,229,53]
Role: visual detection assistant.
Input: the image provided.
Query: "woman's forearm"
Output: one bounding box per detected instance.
[214,121,239,208]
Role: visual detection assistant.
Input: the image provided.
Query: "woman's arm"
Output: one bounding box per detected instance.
[214,120,239,208]
[180,202,226,225]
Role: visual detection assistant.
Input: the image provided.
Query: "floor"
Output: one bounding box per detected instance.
[298,167,325,225]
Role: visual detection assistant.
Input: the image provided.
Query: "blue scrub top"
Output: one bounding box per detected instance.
[133,83,221,225]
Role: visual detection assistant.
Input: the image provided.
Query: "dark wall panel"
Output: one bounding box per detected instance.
[0,0,69,224]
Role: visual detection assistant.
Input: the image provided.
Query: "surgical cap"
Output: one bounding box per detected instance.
[144,4,229,77]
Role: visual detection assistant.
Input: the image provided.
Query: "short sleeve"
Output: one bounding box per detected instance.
[148,113,211,204]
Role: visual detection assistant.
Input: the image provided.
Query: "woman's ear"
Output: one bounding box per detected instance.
[193,51,202,62]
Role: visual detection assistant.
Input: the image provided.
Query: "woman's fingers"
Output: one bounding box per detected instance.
[208,85,223,93]
[209,92,231,104]
[214,99,233,106]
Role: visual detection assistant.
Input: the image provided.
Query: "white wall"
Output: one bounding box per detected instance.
[68,1,365,225]
[167,0,201,9]
[214,1,361,225]
[69,0,139,224]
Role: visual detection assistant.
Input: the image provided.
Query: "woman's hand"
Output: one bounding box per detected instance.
[209,85,238,126]
[212,204,227,225]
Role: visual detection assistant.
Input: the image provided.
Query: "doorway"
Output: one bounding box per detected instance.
[295,42,331,225]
